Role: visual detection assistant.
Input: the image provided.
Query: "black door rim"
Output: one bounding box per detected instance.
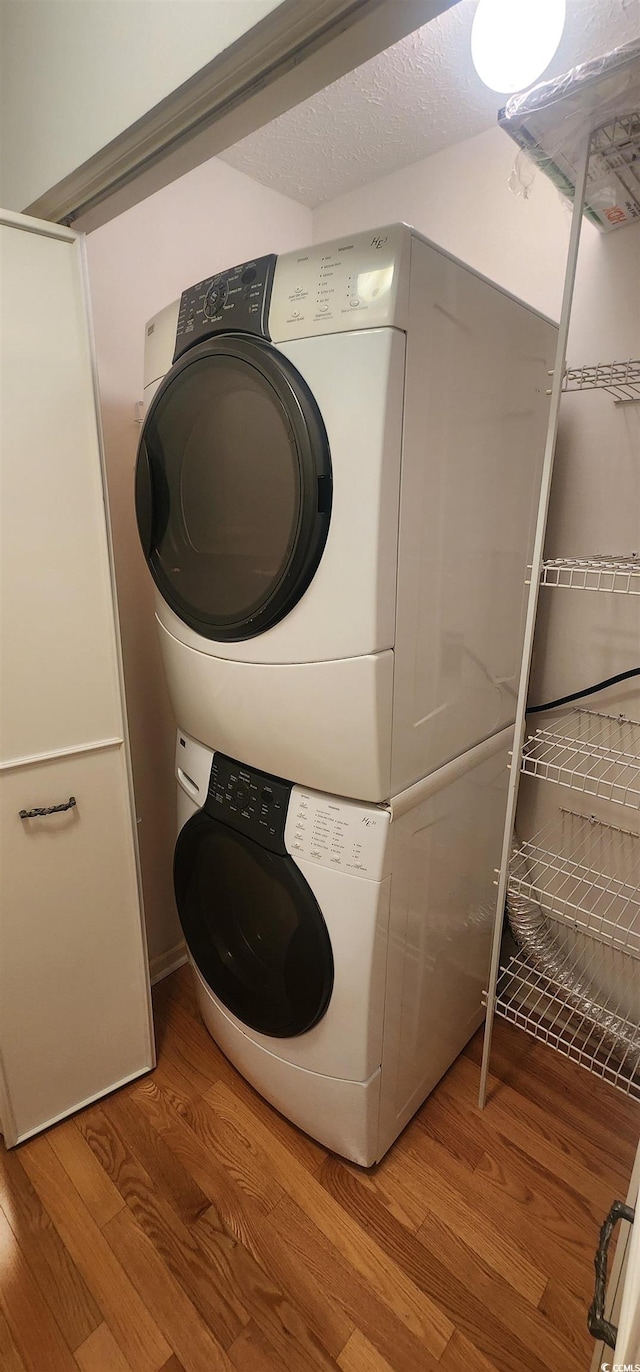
[136,333,332,642]
[173,811,335,1038]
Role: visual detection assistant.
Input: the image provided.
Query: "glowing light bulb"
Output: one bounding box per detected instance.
[471,0,566,94]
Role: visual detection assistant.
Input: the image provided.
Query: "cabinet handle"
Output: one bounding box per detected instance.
[588,1198,635,1348]
[19,796,77,819]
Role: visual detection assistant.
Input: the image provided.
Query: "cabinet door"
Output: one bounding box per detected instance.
[0,746,154,1145]
[0,217,123,764]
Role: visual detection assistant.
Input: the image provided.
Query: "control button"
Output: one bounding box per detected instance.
[203,278,228,318]
[290,310,300,319]
[261,787,273,805]
[350,298,360,307]
[292,842,302,851]
[241,266,257,284]
[318,304,329,314]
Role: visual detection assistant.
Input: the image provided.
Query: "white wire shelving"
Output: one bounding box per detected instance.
[509,810,640,957]
[479,82,640,1113]
[495,944,640,1101]
[561,358,640,404]
[538,555,640,593]
[521,710,640,810]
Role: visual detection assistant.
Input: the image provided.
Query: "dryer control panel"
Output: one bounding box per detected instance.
[173,254,277,360]
[285,787,390,881]
[269,223,411,342]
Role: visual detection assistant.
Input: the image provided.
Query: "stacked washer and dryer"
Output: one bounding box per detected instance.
[136,223,556,1165]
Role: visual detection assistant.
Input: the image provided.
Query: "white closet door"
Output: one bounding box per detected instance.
[0,217,123,763]
[0,210,153,1146]
[0,746,154,1144]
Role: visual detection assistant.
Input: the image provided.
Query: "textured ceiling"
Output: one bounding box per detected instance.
[219,0,640,206]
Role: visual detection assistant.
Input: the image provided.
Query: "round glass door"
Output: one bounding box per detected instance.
[174,811,334,1037]
[135,335,332,641]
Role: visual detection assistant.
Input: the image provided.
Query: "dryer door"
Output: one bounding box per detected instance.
[174,809,334,1038]
[135,335,332,642]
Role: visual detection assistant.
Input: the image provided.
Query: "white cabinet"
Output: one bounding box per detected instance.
[0,748,153,1141]
[0,209,154,1146]
[590,1141,640,1371]
[614,1154,640,1366]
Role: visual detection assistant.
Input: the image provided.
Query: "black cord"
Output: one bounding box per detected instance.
[528,667,640,714]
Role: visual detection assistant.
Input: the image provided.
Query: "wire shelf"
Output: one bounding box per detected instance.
[591,112,640,229]
[561,358,640,404]
[539,556,640,593]
[509,810,640,957]
[521,710,640,810]
[494,947,640,1101]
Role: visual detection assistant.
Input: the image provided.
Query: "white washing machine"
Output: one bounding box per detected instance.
[137,223,557,803]
[173,723,512,1166]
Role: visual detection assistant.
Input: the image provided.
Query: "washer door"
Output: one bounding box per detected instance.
[135,334,332,641]
[174,811,334,1037]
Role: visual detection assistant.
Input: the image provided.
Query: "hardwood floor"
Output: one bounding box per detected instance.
[1,964,638,1372]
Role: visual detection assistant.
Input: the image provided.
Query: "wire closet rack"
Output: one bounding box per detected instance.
[495,945,640,1100]
[495,808,640,1099]
[590,110,640,222]
[538,555,640,593]
[562,358,640,403]
[521,710,640,809]
[481,61,640,1114]
[509,809,640,955]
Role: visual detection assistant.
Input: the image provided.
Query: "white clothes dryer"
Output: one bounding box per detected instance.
[173,724,512,1166]
[138,224,556,801]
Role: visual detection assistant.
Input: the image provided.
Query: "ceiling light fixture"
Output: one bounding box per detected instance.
[471,0,567,94]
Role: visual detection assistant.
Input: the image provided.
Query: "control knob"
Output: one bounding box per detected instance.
[203,278,228,318]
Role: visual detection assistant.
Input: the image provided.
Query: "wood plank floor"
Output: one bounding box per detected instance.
[1,964,638,1372]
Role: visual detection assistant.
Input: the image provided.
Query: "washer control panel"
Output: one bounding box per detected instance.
[269,224,410,342]
[285,787,390,881]
[173,254,277,360]
[204,751,291,855]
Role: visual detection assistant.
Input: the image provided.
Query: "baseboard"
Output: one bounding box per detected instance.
[149,940,188,986]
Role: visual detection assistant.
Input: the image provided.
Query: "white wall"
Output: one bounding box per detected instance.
[86,157,311,970]
[0,0,282,210]
[313,124,572,322]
